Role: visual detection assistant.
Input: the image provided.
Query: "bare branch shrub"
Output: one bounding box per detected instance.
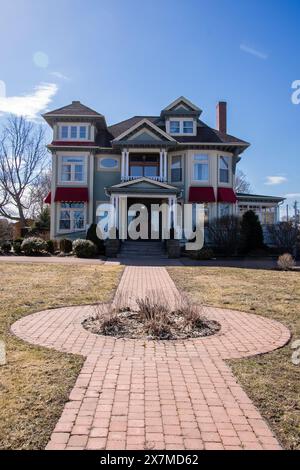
[277,253,296,271]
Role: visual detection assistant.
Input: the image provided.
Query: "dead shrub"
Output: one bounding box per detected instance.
[93,302,124,335]
[176,294,206,329]
[136,291,170,321]
[277,253,296,271]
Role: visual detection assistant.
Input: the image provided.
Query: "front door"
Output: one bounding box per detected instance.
[127,198,164,240]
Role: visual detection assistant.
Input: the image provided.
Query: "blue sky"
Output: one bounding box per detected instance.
[0,0,299,213]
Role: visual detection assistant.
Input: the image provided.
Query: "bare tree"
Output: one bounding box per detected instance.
[0,115,49,226]
[28,170,51,218]
[235,169,252,193]
[0,218,13,241]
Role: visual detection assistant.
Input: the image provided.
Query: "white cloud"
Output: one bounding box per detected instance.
[0,83,58,119]
[50,71,70,81]
[265,176,288,185]
[284,193,300,199]
[240,43,268,60]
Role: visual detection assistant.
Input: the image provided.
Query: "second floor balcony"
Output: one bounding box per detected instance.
[121,151,167,182]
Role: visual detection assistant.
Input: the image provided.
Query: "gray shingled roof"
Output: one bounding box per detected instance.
[43,101,103,117]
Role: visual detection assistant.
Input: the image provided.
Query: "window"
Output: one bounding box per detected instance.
[70,126,77,139]
[79,126,87,139]
[171,155,182,182]
[170,120,180,134]
[59,202,85,231]
[61,156,85,182]
[98,157,119,169]
[60,125,89,140]
[61,126,68,139]
[183,121,193,134]
[193,154,209,181]
[219,156,230,183]
[219,203,230,218]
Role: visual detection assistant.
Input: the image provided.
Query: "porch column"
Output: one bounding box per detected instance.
[125,150,129,180]
[159,150,163,180]
[121,150,126,180]
[163,150,168,182]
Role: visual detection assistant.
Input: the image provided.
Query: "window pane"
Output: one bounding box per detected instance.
[183,121,193,133]
[144,166,158,177]
[79,126,86,138]
[61,164,71,181]
[219,156,229,183]
[59,210,70,230]
[71,126,77,138]
[194,163,208,181]
[220,169,229,183]
[170,121,180,133]
[61,126,68,138]
[171,156,182,182]
[74,164,83,181]
[130,166,143,177]
[73,211,84,229]
[194,154,208,161]
[100,158,118,168]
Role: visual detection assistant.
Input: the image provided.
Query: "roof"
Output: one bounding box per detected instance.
[43,101,104,117]
[107,116,249,147]
[237,193,285,202]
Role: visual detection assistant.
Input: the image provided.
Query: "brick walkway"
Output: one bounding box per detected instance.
[11,266,290,450]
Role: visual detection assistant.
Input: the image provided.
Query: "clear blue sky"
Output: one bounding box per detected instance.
[0,0,299,212]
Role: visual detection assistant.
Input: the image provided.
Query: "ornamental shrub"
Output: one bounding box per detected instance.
[21,237,47,256]
[59,238,73,253]
[72,239,97,258]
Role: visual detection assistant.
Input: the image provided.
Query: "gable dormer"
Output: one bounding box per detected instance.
[42,101,106,143]
[161,96,201,137]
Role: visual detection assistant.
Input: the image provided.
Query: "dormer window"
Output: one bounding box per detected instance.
[170,120,180,134]
[168,119,196,135]
[59,124,90,140]
[183,120,193,134]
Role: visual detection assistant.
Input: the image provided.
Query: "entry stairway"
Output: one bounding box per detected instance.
[118,240,167,258]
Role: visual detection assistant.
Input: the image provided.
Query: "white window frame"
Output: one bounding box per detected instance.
[58,202,86,233]
[218,155,231,185]
[58,154,88,184]
[167,118,196,136]
[97,156,120,172]
[192,154,209,183]
[169,120,180,134]
[59,124,90,141]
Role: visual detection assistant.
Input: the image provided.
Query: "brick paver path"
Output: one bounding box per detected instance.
[11,266,290,450]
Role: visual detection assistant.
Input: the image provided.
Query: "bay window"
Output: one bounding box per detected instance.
[193,154,209,182]
[219,156,230,183]
[61,156,85,183]
[59,203,85,231]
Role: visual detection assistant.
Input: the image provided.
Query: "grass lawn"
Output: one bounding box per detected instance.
[168,266,300,450]
[0,262,122,450]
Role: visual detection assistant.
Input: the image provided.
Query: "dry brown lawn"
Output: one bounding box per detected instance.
[0,262,122,450]
[168,266,300,450]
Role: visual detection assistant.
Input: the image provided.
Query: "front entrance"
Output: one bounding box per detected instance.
[127,197,165,240]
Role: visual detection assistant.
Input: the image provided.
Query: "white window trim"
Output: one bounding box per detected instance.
[58,123,92,141]
[57,202,87,234]
[218,155,232,186]
[166,118,197,136]
[97,156,120,172]
[58,154,88,185]
[191,153,209,183]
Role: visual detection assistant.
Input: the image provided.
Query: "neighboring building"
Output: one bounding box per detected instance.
[43,97,284,241]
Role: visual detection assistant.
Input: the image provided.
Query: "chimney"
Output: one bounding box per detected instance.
[216,101,227,134]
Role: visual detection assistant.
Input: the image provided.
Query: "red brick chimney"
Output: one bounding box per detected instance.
[216,101,227,134]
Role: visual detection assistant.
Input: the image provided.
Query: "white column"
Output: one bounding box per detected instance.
[159,150,163,180]
[168,196,172,229]
[164,150,168,181]
[88,152,94,226]
[173,196,177,232]
[115,195,119,229]
[50,151,57,239]
[125,150,129,180]
[121,150,125,180]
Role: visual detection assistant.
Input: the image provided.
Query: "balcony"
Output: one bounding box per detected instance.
[121,150,167,182]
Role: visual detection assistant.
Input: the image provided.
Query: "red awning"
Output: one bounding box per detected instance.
[217,187,237,203]
[54,187,89,202]
[188,187,216,203]
[44,192,51,204]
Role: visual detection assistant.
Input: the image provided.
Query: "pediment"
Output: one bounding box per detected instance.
[110,177,178,191]
[112,118,176,143]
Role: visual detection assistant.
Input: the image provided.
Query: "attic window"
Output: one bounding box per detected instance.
[169,119,195,135]
[183,120,193,133]
[169,120,180,134]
